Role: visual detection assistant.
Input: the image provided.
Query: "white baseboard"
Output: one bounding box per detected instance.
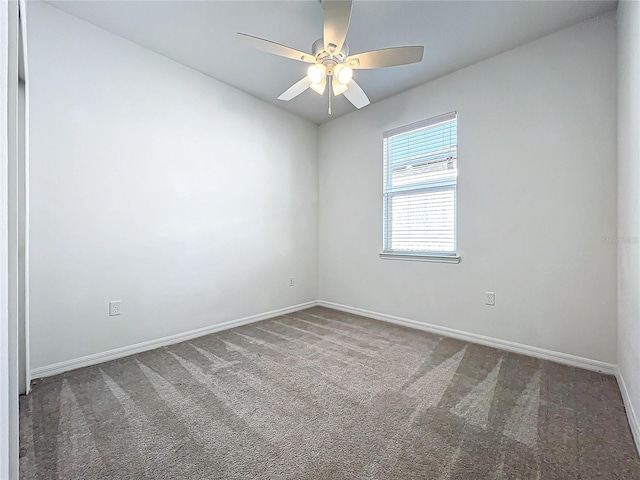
[616,368,640,454]
[31,301,318,379]
[317,300,616,375]
[30,299,635,455]
[32,299,617,378]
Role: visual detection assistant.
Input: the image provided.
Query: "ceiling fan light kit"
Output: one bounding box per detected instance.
[310,81,327,96]
[332,78,349,96]
[238,0,424,114]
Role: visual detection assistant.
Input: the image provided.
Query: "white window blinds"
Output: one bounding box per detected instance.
[383,112,457,256]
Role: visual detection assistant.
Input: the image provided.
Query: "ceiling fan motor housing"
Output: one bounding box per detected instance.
[312,38,349,74]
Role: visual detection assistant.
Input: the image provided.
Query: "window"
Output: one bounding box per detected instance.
[381,112,459,262]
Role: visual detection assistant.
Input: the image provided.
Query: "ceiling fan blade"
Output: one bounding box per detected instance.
[346,46,424,69]
[237,33,316,63]
[278,77,313,101]
[323,0,352,55]
[343,79,369,109]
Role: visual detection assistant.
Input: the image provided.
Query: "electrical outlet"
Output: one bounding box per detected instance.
[109,300,122,316]
[289,276,295,287]
[485,292,495,306]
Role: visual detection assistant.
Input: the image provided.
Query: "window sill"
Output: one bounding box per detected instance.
[379,252,461,264]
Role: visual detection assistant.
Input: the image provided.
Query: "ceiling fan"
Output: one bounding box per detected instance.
[237,0,424,114]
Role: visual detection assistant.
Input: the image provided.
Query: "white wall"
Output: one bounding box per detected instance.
[617,0,640,445]
[25,2,622,374]
[319,13,618,364]
[27,2,318,370]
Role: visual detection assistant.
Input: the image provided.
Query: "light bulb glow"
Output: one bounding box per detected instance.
[307,64,326,84]
[334,64,353,85]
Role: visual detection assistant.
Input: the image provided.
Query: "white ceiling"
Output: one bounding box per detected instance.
[45,0,616,124]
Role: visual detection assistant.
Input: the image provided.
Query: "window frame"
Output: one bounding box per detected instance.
[380,112,461,264]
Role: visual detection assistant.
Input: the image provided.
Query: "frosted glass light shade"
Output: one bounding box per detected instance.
[307,64,326,84]
[334,64,353,85]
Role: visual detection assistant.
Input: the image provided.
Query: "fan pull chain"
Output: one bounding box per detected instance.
[328,75,332,115]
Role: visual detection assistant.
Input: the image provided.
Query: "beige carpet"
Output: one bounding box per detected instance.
[19,306,640,479]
